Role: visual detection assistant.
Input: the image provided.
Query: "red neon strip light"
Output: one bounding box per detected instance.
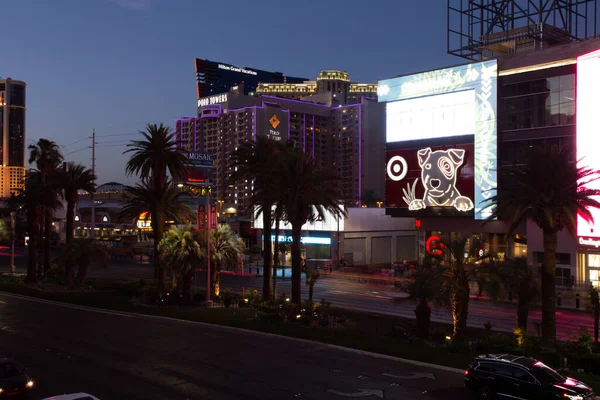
[187,178,206,183]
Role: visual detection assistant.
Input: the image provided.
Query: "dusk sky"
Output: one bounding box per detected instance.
[6,0,456,184]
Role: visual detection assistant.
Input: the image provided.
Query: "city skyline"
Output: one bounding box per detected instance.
[3,0,453,184]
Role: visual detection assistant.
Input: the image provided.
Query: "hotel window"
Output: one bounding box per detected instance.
[503,74,575,130]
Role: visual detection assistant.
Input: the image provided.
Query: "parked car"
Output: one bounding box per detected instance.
[0,358,34,398]
[41,394,99,400]
[465,354,595,399]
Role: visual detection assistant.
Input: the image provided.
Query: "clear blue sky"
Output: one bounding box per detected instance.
[5,0,456,184]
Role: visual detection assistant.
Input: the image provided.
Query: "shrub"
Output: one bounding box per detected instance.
[221,290,234,308]
[45,264,64,283]
[256,303,284,323]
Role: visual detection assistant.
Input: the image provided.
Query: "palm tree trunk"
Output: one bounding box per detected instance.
[272,211,281,299]
[153,210,166,293]
[26,234,37,284]
[210,262,220,298]
[452,276,470,342]
[291,222,302,304]
[65,200,75,287]
[517,299,529,331]
[595,307,599,343]
[37,205,45,277]
[43,207,53,275]
[541,228,558,342]
[262,206,272,300]
[73,260,89,289]
[25,209,39,284]
[414,297,431,339]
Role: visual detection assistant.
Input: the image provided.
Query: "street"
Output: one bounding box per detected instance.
[0,291,469,399]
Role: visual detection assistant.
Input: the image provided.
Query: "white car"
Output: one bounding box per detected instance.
[41,394,99,400]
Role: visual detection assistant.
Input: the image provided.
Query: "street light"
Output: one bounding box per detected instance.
[376,201,383,208]
[217,200,224,214]
[10,211,15,274]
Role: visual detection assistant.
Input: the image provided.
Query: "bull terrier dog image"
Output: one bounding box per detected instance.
[406,147,474,212]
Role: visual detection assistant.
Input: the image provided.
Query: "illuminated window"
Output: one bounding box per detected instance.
[590,270,600,288]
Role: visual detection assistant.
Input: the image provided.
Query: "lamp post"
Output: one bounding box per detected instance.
[217,200,224,215]
[10,211,15,274]
[376,201,383,208]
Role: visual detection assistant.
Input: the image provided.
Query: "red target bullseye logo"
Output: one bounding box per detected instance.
[426,235,445,257]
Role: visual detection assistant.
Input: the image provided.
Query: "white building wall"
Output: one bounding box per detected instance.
[342,208,416,265]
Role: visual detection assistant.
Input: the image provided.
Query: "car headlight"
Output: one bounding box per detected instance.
[563,394,583,400]
[26,380,34,388]
[0,387,3,393]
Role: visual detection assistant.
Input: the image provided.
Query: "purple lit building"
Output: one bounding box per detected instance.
[175,90,385,217]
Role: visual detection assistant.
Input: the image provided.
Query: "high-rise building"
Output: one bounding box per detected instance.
[175,90,385,216]
[0,78,26,198]
[194,58,307,99]
[256,70,378,105]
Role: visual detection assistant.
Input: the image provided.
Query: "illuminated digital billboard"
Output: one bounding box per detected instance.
[378,60,498,219]
[386,144,475,217]
[253,205,345,232]
[576,50,600,238]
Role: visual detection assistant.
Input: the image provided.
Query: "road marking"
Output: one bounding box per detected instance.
[383,372,435,380]
[327,388,384,398]
[0,291,465,375]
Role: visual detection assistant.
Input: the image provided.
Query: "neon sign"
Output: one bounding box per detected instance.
[198,93,228,107]
[217,63,257,76]
[398,147,474,212]
[270,235,331,245]
[426,235,445,257]
[580,237,600,248]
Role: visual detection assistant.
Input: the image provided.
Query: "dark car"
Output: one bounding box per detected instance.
[465,354,595,399]
[0,358,34,398]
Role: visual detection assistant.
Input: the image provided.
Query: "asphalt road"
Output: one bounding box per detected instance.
[0,292,471,399]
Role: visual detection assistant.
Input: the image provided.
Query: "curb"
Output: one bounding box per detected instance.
[0,290,464,375]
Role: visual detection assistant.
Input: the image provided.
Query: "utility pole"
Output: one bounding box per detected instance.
[90,129,96,239]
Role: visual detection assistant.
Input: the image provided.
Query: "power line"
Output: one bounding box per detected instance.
[62,138,89,148]
[96,144,129,148]
[65,146,90,156]
[96,132,141,138]
[96,140,131,145]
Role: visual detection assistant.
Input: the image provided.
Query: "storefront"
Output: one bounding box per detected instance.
[577,237,600,288]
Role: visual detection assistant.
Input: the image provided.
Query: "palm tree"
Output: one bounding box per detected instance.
[272,203,284,297]
[124,123,190,290]
[19,172,43,283]
[500,257,539,331]
[436,236,492,342]
[158,225,205,300]
[278,145,346,304]
[64,238,110,289]
[402,257,445,339]
[119,180,193,291]
[52,162,96,286]
[28,139,63,275]
[124,123,189,189]
[362,189,383,208]
[230,136,288,300]
[487,146,600,342]
[209,224,245,298]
